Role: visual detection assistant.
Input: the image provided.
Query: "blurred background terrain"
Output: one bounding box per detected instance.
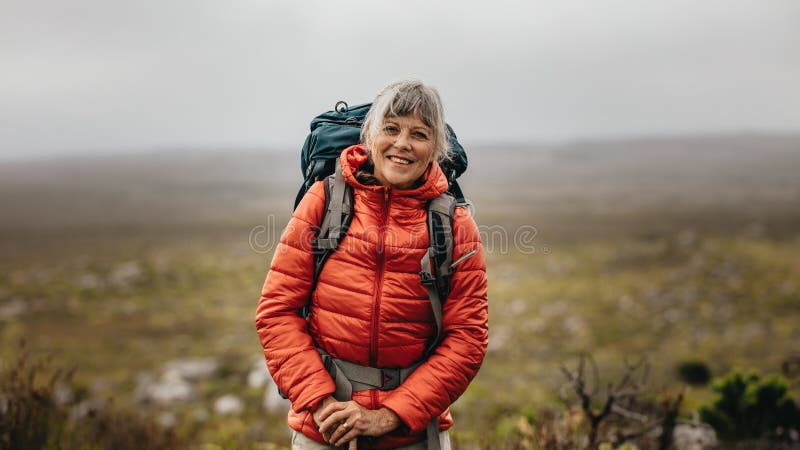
[2,133,799,448]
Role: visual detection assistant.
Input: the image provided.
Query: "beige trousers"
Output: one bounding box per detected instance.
[291,430,451,450]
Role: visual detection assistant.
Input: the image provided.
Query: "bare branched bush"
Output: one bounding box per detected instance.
[555,354,683,450]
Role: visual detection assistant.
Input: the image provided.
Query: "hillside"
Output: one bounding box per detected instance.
[1,133,798,235]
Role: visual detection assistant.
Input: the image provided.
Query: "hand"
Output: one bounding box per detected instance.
[317,400,400,447]
[312,396,337,428]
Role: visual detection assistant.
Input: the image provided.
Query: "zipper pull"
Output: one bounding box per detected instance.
[450,249,477,270]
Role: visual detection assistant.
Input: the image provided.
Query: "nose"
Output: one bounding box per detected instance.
[394,130,412,150]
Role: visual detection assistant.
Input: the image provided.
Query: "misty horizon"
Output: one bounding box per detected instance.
[3,129,800,164]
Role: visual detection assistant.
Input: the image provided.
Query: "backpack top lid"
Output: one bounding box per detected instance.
[300,102,373,178]
[296,101,468,209]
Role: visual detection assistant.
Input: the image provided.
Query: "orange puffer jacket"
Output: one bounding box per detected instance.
[255,144,488,449]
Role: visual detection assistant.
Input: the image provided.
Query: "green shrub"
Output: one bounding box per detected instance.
[0,347,182,450]
[0,349,67,449]
[699,370,800,440]
[61,404,180,450]
[676,360,712,386]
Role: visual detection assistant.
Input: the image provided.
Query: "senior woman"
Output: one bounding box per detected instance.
[255,80,488,450]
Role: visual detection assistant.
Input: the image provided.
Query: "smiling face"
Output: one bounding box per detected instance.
[368,114,435,190]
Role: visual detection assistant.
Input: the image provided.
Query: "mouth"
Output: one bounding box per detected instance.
[387,155,415,165]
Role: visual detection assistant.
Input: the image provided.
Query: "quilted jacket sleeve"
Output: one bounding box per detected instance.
[382,206,489,432]
[254,181,336,413]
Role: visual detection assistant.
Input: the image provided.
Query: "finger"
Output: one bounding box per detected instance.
[331,412,365,445]
[328,418,354,444]
[333,428,360,448]
[318,401,347,422]
[319,410,351,435]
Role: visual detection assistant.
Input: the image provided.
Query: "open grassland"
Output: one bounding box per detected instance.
[1,134,799,448]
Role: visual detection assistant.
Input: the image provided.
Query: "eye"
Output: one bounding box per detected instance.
[413,131,429,140]
[383,125,400,135]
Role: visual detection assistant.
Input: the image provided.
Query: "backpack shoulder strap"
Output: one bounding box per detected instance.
[419,192,457,355]
[316,159,348,250]
[305,159,354,316]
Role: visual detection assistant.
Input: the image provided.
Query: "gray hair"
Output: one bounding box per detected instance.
[360,80,451,163]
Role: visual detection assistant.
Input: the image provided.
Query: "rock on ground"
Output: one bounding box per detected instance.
[214,394,244,416]
[162,358,219,382]
[672,423,718,450]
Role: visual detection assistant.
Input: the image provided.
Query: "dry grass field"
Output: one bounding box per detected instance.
[1,133,799,448]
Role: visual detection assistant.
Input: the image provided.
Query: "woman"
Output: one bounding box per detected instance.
[255,80,488,449]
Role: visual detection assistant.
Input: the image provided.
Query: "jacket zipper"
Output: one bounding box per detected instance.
[369,188,390,368]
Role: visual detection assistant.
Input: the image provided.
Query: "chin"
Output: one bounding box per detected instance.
[386,175,415,189]
[389,180,412,189]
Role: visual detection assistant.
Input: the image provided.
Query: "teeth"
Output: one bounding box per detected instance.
[389,156,413,165]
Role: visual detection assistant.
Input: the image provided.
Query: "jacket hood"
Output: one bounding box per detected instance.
[339,144,448,201]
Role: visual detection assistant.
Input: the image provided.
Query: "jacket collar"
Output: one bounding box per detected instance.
[339,144,448,201]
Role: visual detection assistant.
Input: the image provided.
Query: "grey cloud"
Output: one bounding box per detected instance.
[1,0,799,159]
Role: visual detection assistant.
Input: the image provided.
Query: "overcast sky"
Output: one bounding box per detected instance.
[1,0,799,160]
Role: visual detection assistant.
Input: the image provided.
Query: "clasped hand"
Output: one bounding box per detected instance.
[312,397,400,447]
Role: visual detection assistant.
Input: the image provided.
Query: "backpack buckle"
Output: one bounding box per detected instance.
[314,238,338,251]
[419,270,436,287]
[379,368,401,390]
[419,248,437,286]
